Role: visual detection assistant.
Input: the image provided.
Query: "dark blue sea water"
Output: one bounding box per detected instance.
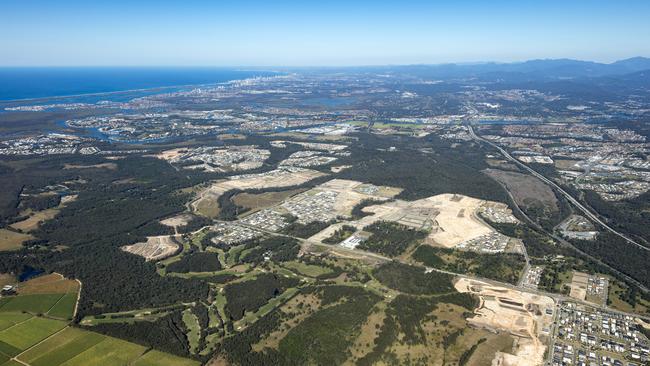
[0,67,277,101]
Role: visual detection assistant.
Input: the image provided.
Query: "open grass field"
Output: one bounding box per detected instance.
[182,309,201,354]
[0,229,32,251]
[0,340,21,359]
[195,196,221,218]
[484,168,559,213]
[0,274,79,321]
[607,280,650,314]
[9,208,60,232]
[63,163,117,170]
[282,261,333,278]
[192,167,326,217]
[235,287,300,330]
[466,334,515,366]
[16,273,79,295]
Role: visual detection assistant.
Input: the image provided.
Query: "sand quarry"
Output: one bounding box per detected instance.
[455,278,555,366]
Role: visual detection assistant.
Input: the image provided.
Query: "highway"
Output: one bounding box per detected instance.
[468,125,649,293]
[468,125,649,252]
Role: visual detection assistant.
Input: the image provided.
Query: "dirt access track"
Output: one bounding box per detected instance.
[455,278,555,366]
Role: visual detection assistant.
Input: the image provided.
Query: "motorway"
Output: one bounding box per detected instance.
[467,125,649,294]
[467,125,649,251]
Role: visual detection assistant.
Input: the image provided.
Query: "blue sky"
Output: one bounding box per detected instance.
[2,0,649,66]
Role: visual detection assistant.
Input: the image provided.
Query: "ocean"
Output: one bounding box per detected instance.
[0,67,278,101]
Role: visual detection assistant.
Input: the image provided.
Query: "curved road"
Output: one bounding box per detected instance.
[468,125,649,252]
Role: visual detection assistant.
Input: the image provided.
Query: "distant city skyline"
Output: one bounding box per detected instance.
[2,0,649,66]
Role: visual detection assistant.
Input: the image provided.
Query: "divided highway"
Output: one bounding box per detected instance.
[468,125,649,252]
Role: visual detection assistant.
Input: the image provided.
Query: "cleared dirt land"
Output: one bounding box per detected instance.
[160,213,194,228]
[192,167,326,217]
[455,278,555,366]
[485,169,559,212]
[423,194,493,247]
[122,235,181,261]
[63,162,118,170]
[279,179,401,227]
[311,192,501,249]
[233,189,306,213]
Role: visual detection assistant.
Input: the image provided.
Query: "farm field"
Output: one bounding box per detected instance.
[0,274,80,321]
[0,316,67,354]
[0,294,63,314]
[47,293,78,320]
[0,280,199,366]
[0,313,32,332]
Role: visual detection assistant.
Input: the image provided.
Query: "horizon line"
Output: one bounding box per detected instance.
[1,56,649,69]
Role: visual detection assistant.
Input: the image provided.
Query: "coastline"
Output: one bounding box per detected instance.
[0,68,281,103]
